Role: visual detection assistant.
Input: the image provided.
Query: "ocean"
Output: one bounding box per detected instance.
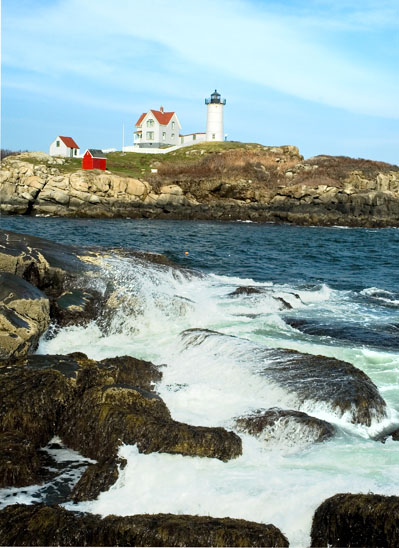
[1,216,399,547]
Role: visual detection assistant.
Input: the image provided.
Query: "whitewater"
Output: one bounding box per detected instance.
[1,217,399,547]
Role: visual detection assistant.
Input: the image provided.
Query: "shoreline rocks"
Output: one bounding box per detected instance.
[0,504,290,547]
[1,149,399,227]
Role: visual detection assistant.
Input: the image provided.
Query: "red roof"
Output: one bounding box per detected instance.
[135,113,146,127]
[59,136,79,149]
[135,110,175,127]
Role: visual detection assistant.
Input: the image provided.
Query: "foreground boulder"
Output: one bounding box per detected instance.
[0,352,241,491]
[0,504,289,547]
[310,493,399,547]
[0,272,50,361]
[59,368,242,462]
[181,329,387,426]
[235,408,335,446]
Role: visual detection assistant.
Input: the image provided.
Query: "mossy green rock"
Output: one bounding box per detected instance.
[0,504,289,547]
[310,493,399,547]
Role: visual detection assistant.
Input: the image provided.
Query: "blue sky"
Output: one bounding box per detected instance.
[2,0,399,163]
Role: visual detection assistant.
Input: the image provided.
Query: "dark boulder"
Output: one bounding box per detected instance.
[0,504,289,547]
[71,457,127,502]
[229,286,265,297]
[181,329,387,426]
[0,272,50,361]
[59,380,242,462]
[392,428,399,441]
[310,493,399,547]
[235,408,335,445]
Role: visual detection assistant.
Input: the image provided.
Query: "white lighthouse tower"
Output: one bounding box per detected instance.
[205,89,226,141]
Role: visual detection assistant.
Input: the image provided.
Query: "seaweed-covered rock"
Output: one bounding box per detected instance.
[181,329,387,426]
[0,431,41,487]
[0,272,50,361]
[0,364,74,448]
[59,380,242,462]
[310,493,399,547]
[71,457,127,502]
[99,355,163,391]
[391,428,399,441]
[0,504,289,547]
[235,408,335,446]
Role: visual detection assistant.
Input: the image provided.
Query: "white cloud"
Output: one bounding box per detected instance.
[2,0,399,118]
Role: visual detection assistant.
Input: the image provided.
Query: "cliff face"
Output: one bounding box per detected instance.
[1,146,399,227]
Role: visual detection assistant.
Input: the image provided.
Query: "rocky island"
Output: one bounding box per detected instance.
[1,142,399,226]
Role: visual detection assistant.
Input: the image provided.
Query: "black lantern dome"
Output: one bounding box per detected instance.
[205,89,226,105]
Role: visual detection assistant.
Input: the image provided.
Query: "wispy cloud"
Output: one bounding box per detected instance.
[3,0,398,118]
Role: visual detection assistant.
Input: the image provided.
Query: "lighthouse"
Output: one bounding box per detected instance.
[205,89,226,142]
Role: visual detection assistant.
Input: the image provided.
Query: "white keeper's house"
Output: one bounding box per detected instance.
[126,90,226,152]
[49,136,80,157]
[134,107,182,148]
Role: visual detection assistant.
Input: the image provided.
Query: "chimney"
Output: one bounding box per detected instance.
[160,106,164,113]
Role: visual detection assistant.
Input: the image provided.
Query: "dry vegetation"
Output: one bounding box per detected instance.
[293,155,399,188]
[150,147,300,190]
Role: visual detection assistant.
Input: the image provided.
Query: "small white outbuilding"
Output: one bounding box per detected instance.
[49,136,80,157]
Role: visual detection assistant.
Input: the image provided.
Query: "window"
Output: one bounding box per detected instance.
[74,149,77,156]
[146,131,154,140]
[212,133,216,140]
[56,140,60,147]
[171,133,175,139]
[162,132,166,141]
[172,121,175,129]
[146,119,154,127]
[193,134,196,141]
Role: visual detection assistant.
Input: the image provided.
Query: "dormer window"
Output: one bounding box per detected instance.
[147,119,154,127]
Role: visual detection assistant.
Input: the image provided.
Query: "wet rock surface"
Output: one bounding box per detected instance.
[235,408,336,445]
[0,504,290,547]
[71,457,127,502]
[0,272,50,361]
[310,493,399,548]
[0,352,241,490]
[181,329,387,426]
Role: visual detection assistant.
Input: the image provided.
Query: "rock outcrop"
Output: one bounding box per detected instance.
[0,272,50,360]
[1,147,399,226]
[0,352,241,490]
[310,493,399,547]
[0,504,290,547]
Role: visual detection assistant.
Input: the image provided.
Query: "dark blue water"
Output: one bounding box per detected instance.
[1,216,398,293]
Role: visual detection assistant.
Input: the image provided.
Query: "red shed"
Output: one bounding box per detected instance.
[82,149,107,170]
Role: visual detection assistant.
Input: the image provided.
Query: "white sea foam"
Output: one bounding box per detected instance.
[32,253,399,546]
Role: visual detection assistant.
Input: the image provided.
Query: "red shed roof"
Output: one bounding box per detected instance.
[135,110,175,127]
[59,136,79,149]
